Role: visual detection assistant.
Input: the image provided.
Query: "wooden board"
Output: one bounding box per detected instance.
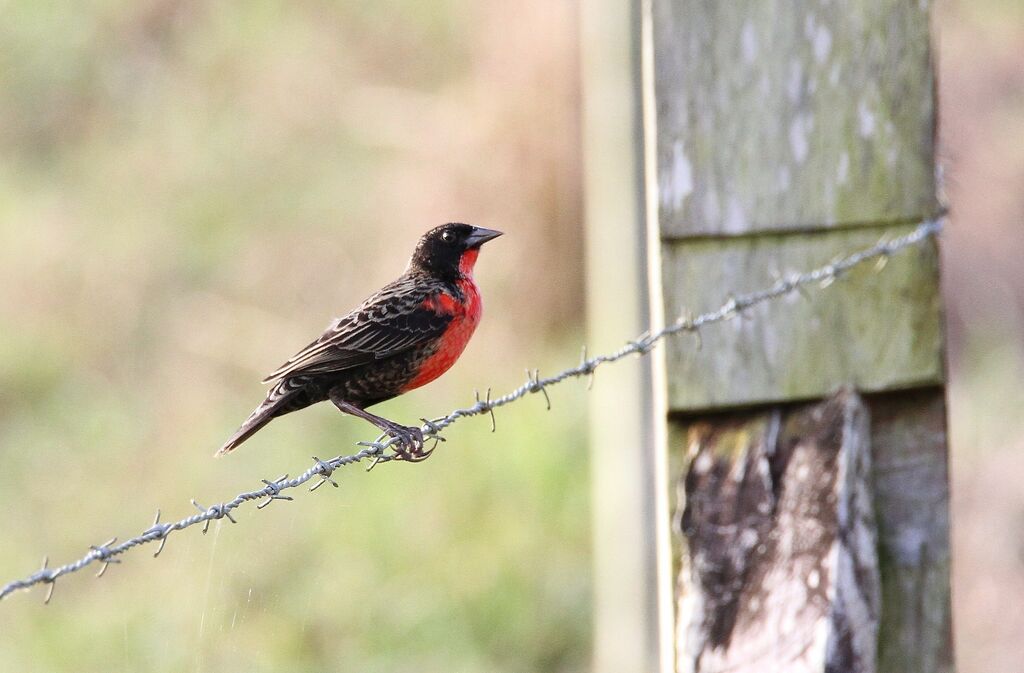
[660,223,943,412]
[868,390,954,673]
[650,0,935,236]
[649,1,952,670]
[670,391,880,673]
[668,390,954,673]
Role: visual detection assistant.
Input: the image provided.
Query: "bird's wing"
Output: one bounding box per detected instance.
[261,276,454,383]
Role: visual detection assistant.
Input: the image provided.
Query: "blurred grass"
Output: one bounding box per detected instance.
[0,1,588,672]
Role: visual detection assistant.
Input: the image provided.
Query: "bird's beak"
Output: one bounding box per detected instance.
[465,227,503,248]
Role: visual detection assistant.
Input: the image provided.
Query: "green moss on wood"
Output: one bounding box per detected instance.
[661,223,943,411]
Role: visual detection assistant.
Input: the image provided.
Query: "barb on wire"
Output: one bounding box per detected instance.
[474,388,497,432]
[90,538,120,578]
[256,475,294,510]
[579,346,597,390]
[145,510,173,558]
[0,215,944,604]
[309,456,339,491]
[526,370,552,410]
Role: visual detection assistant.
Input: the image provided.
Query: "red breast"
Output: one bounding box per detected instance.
[401,275,482,392]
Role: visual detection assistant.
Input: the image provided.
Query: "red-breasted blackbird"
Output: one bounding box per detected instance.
[217,223,502,460]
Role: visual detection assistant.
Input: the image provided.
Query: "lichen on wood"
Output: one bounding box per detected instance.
[650,0,935,236]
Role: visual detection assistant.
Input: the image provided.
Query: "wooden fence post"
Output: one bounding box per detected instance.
[642,1,953,672]
[582,2,666,672]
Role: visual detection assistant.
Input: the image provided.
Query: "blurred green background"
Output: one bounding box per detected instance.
[0,2,588,672]
[1,1,1022,672]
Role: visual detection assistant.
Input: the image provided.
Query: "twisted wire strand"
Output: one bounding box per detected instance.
[0,215,944,603]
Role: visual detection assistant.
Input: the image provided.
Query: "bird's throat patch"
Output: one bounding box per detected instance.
[459,248,480,277]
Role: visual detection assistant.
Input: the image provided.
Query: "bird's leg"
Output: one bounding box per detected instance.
[329,394,433,462]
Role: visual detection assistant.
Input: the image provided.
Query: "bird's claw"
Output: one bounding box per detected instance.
[386,424,434,462]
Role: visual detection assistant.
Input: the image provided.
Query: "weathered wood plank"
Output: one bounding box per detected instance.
[671,391,879,673]
[647,0,950,669]
[661,223,943,411]
[650,0,936,236]
[868,390,953,673]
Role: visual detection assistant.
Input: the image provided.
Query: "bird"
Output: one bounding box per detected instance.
[216,223,503,461]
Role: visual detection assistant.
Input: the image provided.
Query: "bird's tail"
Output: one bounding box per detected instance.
[216,381,299,456]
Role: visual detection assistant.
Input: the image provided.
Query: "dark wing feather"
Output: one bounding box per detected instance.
[261,275,452,383]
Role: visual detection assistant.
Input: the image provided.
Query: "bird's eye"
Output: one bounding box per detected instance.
[441,230,455,243]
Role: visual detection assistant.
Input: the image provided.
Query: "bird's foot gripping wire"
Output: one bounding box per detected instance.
[379,421,433,463]
[331,395,435,464]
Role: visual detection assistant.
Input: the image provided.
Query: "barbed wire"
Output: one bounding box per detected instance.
[0,214,945,604]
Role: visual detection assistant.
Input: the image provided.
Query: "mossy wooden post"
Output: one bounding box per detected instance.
[644,1,953,672]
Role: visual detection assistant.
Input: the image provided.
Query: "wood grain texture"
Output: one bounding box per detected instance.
[661,223,943,411]
[648,0,951,669]
[868,390,953,673]
[671,391,880,673]
[650,0,935,236]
